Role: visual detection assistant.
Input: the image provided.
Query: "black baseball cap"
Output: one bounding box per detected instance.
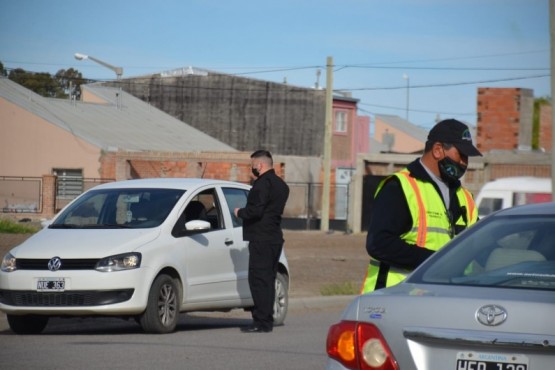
[427,119,482,157]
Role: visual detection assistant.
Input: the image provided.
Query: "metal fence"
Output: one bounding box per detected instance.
[54,178,115,211]
[1,176,351,231]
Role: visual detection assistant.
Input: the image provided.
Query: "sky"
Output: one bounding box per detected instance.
[1,0,551,131]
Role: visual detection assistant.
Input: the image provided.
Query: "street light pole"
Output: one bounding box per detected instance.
[403,74,410,122]
[74,53,123,79]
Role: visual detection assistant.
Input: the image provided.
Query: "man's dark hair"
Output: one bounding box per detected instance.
[424,141,454,152]
[250,150,272,160]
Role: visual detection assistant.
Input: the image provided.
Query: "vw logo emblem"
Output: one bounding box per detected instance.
[48,257,62,271]
[475,304,507,326]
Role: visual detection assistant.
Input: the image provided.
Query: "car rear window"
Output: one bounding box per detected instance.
[411,215,555,291]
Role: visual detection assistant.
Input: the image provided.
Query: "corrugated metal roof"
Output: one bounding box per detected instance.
[375,114,429,143]
[0,78,236,153]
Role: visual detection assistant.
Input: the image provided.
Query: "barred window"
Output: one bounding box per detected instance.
[53,169,83,199]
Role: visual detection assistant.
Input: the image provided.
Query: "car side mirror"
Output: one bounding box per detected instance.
[185,220,211,233]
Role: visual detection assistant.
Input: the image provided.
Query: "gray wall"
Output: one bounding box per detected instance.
[107,73,326,156]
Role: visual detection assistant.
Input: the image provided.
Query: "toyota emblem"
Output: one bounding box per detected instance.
[48,257,62,271]
[475,304,507,326]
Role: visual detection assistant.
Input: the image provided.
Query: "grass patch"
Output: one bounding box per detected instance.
[320,281,359,296]
[0,219,40,234]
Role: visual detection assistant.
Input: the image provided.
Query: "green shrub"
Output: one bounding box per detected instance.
[0,219,40,234]
[320,281,358,296]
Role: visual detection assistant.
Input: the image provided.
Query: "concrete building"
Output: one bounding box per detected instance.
[103,67,371,163]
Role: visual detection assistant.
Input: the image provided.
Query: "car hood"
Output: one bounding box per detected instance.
[7,228,161,259]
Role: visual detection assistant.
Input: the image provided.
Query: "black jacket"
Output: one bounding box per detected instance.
[366,158,468,270]
[238,169,289,242]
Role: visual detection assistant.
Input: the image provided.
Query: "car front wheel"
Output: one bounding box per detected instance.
[7,314,49,334]
[140,274,180,333]
[273,272,289,326]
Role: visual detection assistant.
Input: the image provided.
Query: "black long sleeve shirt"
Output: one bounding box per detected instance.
[238,169,289,242]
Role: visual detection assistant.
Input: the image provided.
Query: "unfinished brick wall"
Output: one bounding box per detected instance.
[476,88,533,153]
[99,151,285,184]
[539,104,553,152]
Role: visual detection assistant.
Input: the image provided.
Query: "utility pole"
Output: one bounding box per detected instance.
[550,0,555,194]
[321,56,333,232]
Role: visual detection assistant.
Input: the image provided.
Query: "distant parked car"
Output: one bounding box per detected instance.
[0,178,289,334]
[326,202,555,370]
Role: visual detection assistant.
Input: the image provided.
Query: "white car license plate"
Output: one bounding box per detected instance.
[37,277,65,292]
[456,352,528,370]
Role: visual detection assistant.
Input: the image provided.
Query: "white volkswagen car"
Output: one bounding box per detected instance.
[0,178,289,334]
[326,202,555,370]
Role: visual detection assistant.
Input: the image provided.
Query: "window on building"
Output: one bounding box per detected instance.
[53,168,83,199]
[335,111,348,133]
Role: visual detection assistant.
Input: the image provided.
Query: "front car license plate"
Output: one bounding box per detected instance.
[456,352,528,370]
[37,277,65,292]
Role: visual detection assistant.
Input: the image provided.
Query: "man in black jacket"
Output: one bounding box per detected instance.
[234,150,289,333]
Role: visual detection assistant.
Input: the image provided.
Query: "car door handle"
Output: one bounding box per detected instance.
[225,238,234,246]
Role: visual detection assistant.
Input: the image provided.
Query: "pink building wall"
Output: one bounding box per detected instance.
[0,98,101,178]
[374,116,425,153]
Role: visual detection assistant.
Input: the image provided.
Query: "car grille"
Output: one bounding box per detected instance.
[0,289,134,306]
[17,258,99,270]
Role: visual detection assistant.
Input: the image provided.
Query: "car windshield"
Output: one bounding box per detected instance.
[50,188,185,229]
[410,214,555,291]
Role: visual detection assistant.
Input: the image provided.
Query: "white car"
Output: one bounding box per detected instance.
[0,178,290,334]
[326,202,555,370]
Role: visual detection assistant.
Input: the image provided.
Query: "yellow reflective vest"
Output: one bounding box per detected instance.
[360,169,477,294]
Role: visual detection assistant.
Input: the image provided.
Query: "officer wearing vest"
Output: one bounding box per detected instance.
[361,119,482,294]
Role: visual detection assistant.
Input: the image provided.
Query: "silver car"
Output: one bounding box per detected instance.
[326,202,555,370]
[0,178,289,334]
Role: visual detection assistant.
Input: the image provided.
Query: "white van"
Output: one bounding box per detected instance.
[476,176,552,218]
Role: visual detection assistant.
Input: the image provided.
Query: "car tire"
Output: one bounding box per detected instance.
[7,314,49,334]
[273,272,289,326]
[139,274,180,333]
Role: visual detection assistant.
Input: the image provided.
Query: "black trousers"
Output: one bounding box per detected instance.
[248,241,283,330]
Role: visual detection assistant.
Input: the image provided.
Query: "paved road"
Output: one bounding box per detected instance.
[0,296,354,369]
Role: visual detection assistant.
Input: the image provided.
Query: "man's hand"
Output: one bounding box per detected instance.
[234,208,240,218]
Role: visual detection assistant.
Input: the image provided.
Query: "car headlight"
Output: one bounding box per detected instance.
[1,252,17,272]
[96,253,141,272]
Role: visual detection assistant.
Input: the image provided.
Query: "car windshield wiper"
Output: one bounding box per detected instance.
[83,224,134,229]
[49,223,80,229]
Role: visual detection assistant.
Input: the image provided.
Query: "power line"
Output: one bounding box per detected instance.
[334,49,549,68]
[339,74,550,91]
[358,103,475,117]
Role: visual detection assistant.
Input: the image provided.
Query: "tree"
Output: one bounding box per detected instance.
[55,68,85,99]
[7,67,85,99]
[9,68,63,98]
[0,61,6,77]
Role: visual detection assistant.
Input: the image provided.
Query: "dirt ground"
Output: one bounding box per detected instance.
[0,230,369,298]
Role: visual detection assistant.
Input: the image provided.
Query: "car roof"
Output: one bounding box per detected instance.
[90,178,250,191]
[493,201,555,216]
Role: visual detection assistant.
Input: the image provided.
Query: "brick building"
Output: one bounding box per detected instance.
[476,87,547,152]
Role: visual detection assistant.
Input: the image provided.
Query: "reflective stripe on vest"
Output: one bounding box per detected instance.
[361,169,477,294]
